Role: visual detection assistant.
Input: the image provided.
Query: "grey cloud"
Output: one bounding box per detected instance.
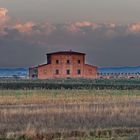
[1,20,140,67]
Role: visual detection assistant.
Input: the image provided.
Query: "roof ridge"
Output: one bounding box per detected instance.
[46,51,85,55]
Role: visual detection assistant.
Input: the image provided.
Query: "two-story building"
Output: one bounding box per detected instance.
[29,51,97,79]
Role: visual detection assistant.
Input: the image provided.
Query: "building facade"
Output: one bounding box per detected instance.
[29,51,97,79]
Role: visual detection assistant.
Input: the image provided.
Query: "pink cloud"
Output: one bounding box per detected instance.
[0,8,8,20]
[0,8,9,36]
[0,7,56,37]
[14,22,34,33]
[74,21,96,27]
[13,22,56,37]
[35,23,56,35]
[105,23,116,28]
[128,23,140,33]
[2,6,140,46]
[64,21,99,33]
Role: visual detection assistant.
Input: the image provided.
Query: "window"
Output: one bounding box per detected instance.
[66,60,70,64]
[78,60,81,64]
[43,70,47,75]
[66,69,70,75]
[77,69,81,75]
[55,69,59,75]
[56,60,59,64]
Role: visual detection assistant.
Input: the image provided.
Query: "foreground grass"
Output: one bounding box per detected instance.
[0,89,139,140]
[0,89,139,105]
[0,138,133,140]
[0,135,139,140]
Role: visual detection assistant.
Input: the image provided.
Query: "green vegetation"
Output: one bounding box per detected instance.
[0,78,140,89]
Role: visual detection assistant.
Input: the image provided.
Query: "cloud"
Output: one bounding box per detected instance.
[0,8,9,36]
[32,23,56,35]
[128,23,140,33]
[1,7,140,67]
[74,21,96,27]
[106,23,116,28]
[14,22,34,33]
[64,21,99,34]
[0,8,8,21]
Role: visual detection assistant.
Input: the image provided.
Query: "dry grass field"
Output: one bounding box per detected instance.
[0,89,139,140]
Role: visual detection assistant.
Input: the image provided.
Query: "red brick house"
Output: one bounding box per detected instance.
[29,51,97,79]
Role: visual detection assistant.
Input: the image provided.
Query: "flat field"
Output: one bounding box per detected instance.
[0,89,139,140]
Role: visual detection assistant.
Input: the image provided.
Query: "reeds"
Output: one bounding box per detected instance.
[0,89,139,139]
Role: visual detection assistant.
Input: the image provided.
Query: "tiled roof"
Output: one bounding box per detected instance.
[38,63,49,67]
[47,51,85,55]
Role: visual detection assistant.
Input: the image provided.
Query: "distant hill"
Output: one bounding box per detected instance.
[0,66,140,77]
[0,68,28,77]
[98,66,140,73]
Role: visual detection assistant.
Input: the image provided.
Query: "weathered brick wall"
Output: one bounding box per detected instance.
[37,53,97,79]
[38,65,52,79]
[84,64,97,78]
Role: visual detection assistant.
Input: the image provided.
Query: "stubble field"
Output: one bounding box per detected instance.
[0,89,139,140]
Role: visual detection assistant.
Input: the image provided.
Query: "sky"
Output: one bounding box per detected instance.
[0,0,140,67]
